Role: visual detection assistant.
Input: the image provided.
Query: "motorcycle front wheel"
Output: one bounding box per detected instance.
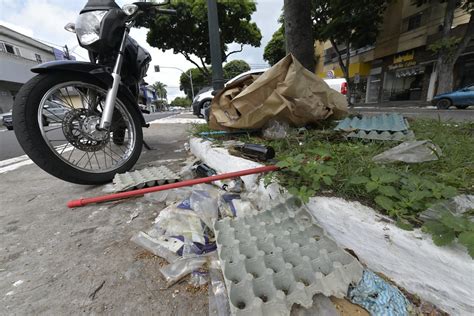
[13,72,143,185]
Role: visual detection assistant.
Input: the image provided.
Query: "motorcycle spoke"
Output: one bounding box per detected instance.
[74,151,88,166]
[59,143,70,156]
[85,152,93,169]
[44,126,63,133]
[93,152,101,170]
[43,109,64,122]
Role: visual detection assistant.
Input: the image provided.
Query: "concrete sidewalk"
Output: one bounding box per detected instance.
[0,114,209,315]
[353,100,431,108]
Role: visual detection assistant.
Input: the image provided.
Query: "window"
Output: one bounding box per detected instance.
[0,42,21,56]
[407,14,422,31]
[35,54,42,63]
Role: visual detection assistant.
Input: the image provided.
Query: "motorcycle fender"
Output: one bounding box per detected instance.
[31,61,147,127]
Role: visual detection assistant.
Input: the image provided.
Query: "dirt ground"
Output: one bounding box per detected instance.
[0,121,209,315]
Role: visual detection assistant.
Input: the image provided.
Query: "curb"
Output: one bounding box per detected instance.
[190,137,474,315]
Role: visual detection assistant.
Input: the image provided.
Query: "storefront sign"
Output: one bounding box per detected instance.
[393,50,415,64]
[326,70,335,79]
[388,60,417,71]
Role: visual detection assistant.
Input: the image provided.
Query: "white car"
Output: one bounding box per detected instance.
[192,69,348,118]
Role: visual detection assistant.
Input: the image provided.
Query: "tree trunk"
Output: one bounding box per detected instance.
[434,0,460,94]
[283,0,315,72]
[331,38,352,104]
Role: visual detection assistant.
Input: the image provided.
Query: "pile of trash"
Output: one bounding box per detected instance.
[127,161,413,315]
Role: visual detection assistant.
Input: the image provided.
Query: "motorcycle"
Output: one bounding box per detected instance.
[12,0,176,184]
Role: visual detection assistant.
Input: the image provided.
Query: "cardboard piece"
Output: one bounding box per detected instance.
[209,54,348,130]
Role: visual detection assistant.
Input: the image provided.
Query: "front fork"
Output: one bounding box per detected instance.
[98,27,130,130]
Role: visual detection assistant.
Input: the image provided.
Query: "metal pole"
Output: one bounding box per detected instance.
[207,0,224,90]
[189,70,195,100]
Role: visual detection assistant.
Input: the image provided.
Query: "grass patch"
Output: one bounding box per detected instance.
[191,119,474,256]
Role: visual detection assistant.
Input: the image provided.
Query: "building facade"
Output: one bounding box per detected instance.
[317,0,474,104]
[0,25,57,113]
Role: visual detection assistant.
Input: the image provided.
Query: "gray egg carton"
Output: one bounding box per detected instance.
[113,166,180,192]
[214,198,363,316]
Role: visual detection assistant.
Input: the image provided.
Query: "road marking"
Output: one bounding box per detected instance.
[0,145,73,174]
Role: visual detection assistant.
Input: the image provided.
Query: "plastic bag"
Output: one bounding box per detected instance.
[420,194,474,222]
[154,205,205,244]
[208,254,231,316]
[262,119,290,140]
[290,295,339,316]
[190,190,219,230]
[189,271,209,287]
[131,232,180,263]
[159,256,208,287]
[373,140,442,163]
[146,187,194,204]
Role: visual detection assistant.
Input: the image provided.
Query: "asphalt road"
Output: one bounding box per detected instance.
[0,111,177,161]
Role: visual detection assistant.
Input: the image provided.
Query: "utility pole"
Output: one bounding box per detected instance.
[189,70,195,100]
[207,0,224,91]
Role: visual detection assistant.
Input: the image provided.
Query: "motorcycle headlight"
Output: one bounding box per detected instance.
[75,11,107,46]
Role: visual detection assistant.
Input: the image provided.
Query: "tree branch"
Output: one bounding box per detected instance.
[181,52,208,76]
[330,37,348,78]
[198,57,210,76]
[224,44,244,62]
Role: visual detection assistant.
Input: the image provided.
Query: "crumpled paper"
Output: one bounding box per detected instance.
[209,54,348,130]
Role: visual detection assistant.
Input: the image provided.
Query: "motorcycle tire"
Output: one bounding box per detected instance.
[13,72,143,185]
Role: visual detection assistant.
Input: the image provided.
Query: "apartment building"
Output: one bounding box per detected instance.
[317,0,473,104]
[0,25,56,113]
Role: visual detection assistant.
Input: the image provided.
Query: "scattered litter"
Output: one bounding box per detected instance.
[262,120,290,140]
[347,130,415,142]
[290,294,339,316]
[348,270,410,316]
[127,210,140,224]
[89,280,106,300]
[190,190,219,230]
[373,140,442,163]
[131,232,180,263]
[146,187,194,204]
[189,270,209,287]
[230,144,276,162]
[209,54,348,130]
[420,194,474,222]
[13,280,24,287]
[154,205,206,244]
[214,198,363,315]
[209,253,232,316]
[199,130,258,137]
[113,166,180,192]
[195,163,217,178]
[335,114,409,132]
[160,256,208,287]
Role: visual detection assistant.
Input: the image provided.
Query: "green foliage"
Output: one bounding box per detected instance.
[311,0,388,49]
[152,81,168,100]
[180,68,211,100]
[223,60,251,80]
[170,96,191,108]
[144,0,262,78]
[238,119,474,255]
[264,26,286,66]
[423,212,474,258]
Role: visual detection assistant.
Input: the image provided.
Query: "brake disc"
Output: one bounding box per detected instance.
[62,109,109,152]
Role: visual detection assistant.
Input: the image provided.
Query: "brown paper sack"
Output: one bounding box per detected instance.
[209,54,349,130]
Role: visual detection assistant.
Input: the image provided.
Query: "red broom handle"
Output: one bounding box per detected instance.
[67,165,279,208]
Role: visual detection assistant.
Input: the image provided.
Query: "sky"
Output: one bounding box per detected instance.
[0,0,283,101]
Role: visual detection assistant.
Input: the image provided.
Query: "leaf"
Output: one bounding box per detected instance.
[349,176,369,185]
[423,221,456,246]
[365,181,379,193]
[432,230,456,246]
[378,186,399,197]
[458,231,474,258]
[408,190,430,202]
[396,218,414,231]
[276,161,290,168]
[375,195,395,211]
[370,167,386,180]
[378,172,400,184]
[441,185,458,199]
[322,176,333,186]
[440,213,469,232]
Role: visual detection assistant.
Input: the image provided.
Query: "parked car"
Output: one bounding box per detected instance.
[432,85,474,109]
[192,69,348,118]
[2,100,68,130]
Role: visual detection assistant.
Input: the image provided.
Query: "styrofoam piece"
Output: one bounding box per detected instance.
[113,166,180,192]
[190,137,474,314]
[306,197,474,315]
[335,114,409,132]
[214,198,363,316]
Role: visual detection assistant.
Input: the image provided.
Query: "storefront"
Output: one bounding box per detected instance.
[381,50,427,101]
